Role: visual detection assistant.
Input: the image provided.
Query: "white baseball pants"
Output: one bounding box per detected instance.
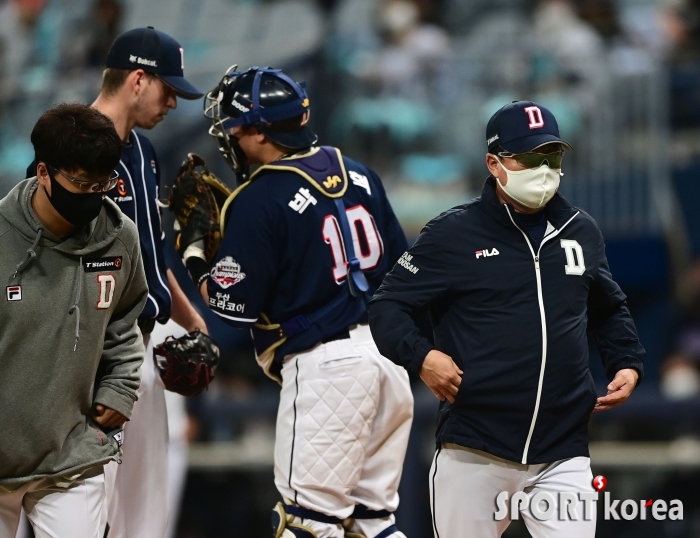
[99,333,169,538]
[0,471,105,538]
[429,444,596,538]
[275,324,413,538]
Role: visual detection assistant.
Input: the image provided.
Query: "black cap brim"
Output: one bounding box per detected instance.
[500,133,573,153]
[158,75,203,100]
[265,126,318,150]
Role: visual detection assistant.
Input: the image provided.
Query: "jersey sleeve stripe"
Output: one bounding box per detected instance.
[133,132,172,302]
[146,294,160,319]
[118,161,138,228]
[212,310,258,323]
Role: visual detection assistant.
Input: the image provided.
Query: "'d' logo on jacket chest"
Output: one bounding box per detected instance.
[96,274,116,309]
[83,257,121,310]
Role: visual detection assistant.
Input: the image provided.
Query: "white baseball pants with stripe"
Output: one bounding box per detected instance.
[99,333,169,538]
[429,444,596,538]
[275,324,414,538]
[0,471,105,538]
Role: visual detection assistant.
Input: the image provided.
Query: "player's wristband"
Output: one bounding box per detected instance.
[185,256,209,288]
[182,243,205,261]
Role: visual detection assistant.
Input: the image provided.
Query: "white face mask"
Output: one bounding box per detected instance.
[496,159,562,209]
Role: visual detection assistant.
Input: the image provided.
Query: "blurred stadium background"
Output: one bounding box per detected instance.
[3,0,700,536]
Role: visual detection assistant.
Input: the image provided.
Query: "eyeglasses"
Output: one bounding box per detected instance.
[46,165,120,193]
[497,150,564,170]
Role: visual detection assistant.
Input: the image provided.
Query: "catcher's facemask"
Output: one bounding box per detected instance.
[203,64,316,183]
[204,64,251,183]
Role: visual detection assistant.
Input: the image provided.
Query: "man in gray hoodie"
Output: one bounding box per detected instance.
[0,103,148,538]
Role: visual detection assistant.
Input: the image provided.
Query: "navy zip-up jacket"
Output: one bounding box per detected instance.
[368,177,645,464]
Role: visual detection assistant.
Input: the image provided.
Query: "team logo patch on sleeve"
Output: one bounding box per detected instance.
[211,256,246,288]
[349,171,371,195]
[84,257,123,272]
[397,252,419,274]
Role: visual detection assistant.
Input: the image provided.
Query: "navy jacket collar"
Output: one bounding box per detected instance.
[480,176,579,231]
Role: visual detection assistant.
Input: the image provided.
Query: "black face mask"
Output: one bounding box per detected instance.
[44,170,104,227]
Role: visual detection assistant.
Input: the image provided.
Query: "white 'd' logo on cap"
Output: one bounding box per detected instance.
[524,106,544,129]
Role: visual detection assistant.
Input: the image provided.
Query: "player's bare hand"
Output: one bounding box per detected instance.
[420,350,463,404]
[92,404,127,429]
[593,368,639,412]
[188,313,208,335]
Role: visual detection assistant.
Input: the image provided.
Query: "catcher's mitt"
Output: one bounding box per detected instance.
[167,153,232,262]
[153,330,221,397]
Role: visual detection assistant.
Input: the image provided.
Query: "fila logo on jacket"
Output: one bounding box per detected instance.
[475,248,500,259]
[473,241,585,273]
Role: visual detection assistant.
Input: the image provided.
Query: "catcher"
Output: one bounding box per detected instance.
[168,66,413,538]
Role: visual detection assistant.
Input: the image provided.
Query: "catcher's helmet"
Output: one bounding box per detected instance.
[204,65,318,176]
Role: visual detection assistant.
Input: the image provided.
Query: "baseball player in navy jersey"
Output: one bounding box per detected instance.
[94,28,209,538]
[368,101,645,537]
[179,66,413,538]
[25,27,209,538]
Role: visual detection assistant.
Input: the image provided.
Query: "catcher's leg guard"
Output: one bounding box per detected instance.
[272,503,318,538]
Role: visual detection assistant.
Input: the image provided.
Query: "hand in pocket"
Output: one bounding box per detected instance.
[92,404,127,429]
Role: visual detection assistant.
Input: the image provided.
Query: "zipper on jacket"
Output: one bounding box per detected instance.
[504,206,579,464]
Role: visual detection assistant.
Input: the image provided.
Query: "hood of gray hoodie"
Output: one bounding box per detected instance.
[0,177,125,257]
[0,178,149,484]
[0,178,127,352]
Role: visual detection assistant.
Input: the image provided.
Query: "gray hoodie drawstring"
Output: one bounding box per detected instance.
[68,256,83,352]
[12,228,42,279]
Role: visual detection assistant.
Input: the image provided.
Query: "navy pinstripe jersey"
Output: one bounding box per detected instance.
[109,131,171,322]
[207,147,407,366]
[26,130,172,323]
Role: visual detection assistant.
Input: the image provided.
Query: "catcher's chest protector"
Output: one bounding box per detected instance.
[210,146,406,383]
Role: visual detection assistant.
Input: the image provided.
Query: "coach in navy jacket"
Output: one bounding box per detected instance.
[369,103,644,465]
[369,102,644,535]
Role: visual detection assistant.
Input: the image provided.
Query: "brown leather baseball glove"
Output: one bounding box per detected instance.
[167,153,232,262]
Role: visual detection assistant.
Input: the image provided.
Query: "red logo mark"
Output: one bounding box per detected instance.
[645,499,653,507]
[593,475,607,492]
[524,106,545,129]
[117,179,127,197]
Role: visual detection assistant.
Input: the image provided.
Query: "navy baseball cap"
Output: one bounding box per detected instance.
[486,101,572,153]
[105,27,203,100]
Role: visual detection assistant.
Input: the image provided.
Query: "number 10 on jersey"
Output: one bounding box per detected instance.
[323,205,384,282]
